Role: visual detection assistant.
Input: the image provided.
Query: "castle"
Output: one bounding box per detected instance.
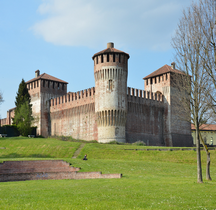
[1,43,193,146]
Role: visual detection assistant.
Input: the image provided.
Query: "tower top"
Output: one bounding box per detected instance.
[92,43,130,60]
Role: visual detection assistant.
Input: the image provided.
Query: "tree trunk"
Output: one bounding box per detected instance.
[199,132,212,180]
[206,152,212,180]
[196,127,203,183]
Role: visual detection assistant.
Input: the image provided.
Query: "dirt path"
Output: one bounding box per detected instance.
[72,143,86,159]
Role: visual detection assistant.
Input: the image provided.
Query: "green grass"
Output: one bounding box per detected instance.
[0,137,81,159]
[0,137,216,209]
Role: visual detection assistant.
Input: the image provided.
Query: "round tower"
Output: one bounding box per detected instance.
[92,42,130,143]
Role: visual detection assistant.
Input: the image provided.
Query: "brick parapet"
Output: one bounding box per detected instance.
[144,72,171,90]
[127,87,164,106]
[50,87,95,112]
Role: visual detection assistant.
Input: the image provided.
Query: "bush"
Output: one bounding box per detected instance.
[132,140,146,146]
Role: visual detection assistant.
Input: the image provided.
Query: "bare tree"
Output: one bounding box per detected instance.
[0,91,3,121]
[192,0,216,116]
[0,92,3,105]
[171,1,215,183]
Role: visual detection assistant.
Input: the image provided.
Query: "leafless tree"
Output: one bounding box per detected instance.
[0,92,3,105]
[192,0,216,117]
[171,0,216,183]
[0,91,3,121]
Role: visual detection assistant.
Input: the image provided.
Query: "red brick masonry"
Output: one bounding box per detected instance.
[0,160,122,182]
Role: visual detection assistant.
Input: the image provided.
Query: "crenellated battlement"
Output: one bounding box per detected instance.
[94,67,126,81]
[50,87,95,111]
[127,87,164,104]
[27,79,66,91]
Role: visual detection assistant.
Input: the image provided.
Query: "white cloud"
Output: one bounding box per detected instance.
[31,0,195,51]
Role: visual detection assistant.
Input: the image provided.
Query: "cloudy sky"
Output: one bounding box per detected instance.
[0,0,196,119]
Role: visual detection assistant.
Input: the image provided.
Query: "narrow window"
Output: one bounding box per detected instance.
[62,84,64,90]
[37,80,39,87]
[53,82,55,89]
[150,78,152,85]
[107,54,109,62]
[113,54,115,62]
[101,55,103,63]
[48,81,50,88]
[146,80,148,85]
[119,54,121,63]
[43,80,45,87]
[58,83,60,89]
[96,56,98,64]
[155,77,157,84]
[109,79,113,90]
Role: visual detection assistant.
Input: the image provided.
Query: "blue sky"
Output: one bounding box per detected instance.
[0,0,196,119]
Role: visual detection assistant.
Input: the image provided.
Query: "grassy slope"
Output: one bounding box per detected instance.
[0,137,216,210]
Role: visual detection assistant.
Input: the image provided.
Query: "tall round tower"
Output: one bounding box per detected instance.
[92,43,130,143]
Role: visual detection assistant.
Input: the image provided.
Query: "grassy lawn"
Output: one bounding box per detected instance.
[0,137,216,209]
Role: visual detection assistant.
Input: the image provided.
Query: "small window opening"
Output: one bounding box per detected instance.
[43,80,45,87]
[96,56,98,64]
[155,77,157,84]
[101,55,103,63]
[119,54,121,63]
[53,82,55,89]
[62,84,64,90]
[109,79,113,91]
[150,78,153,85]
[113,54,115,62]
[146,80,148,85]
[58,83,60,89]
[107,54,109,62]
[48,81,50,88]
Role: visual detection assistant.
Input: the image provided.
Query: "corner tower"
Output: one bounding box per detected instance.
[93,43,130,143]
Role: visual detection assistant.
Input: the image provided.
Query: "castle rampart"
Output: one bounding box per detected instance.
[49,87,97,140]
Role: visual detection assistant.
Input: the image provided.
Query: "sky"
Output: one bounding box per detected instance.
[0,0,197,119]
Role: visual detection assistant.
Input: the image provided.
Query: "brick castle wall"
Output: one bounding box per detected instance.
[50,88,98,140]
[126,87,165,145]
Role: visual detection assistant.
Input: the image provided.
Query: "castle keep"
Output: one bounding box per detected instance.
[1,43,193,146]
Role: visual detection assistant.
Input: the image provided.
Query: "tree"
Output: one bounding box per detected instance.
[192,0,216,116]
[0,91,3,105]
[13,79,33,136]
[171,0,216,183]
[0,91,3,121]
[14,101,33,136]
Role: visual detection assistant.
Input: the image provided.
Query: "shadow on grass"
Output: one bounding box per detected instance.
[0,153,54,158]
